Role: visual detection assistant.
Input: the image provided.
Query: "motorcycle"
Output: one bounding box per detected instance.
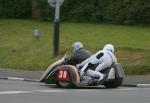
[40,55,125,88]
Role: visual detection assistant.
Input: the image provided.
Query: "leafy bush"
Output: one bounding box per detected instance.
[0,0,31,18]
[0,0,150,24]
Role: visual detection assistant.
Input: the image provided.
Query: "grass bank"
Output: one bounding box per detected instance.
[0,19,150,74]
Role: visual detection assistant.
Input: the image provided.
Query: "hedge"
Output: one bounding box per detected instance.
[0,0,150,24]
[0,0,31,18]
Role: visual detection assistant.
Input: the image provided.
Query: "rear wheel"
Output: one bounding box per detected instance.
[102,63,124,88]
[103,78,123,88]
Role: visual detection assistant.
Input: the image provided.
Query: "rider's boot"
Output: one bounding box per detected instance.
[97,74,108,84]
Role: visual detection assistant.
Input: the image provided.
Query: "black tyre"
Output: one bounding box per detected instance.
[103,78,123,88]
[56,81,75,88]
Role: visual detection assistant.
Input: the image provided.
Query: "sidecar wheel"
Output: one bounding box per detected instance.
[56,81,75,88]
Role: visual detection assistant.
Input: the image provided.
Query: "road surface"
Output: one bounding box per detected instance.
[0,79,150,103]
[0,69,150,103]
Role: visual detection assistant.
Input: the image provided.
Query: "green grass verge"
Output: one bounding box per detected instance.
[0,19,150,74]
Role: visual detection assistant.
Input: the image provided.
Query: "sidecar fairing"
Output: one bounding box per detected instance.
[44,65,80,88]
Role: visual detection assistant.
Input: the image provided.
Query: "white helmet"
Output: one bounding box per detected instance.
[103,44,114,53]
[72,41,83,52]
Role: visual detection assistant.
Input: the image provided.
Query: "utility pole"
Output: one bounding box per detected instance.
[48,0,64,56]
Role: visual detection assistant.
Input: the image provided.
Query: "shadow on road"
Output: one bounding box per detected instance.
[39,84,116,90]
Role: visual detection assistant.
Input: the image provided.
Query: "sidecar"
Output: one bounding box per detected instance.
[40,55,125,88]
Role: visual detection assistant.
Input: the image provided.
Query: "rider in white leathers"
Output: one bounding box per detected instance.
[79,44,117,81]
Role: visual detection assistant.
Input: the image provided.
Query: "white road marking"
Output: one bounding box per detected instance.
[114,87,150,91]
[0,87,150,95]
[0,91,32,94]
[137,84,150,87]
[32,90,67,93]
[114,88,137,91]
[0,90,67,95]
[7,77,25,81]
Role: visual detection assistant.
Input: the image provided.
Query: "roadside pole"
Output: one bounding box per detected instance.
[48,0,64,56]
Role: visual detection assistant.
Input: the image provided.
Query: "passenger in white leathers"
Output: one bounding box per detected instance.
[79,44,117,81]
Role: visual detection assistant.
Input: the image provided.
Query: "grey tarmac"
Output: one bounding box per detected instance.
[0,79,150,103]
[0,69,150,103]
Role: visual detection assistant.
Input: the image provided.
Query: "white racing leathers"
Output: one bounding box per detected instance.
[79,50,117,80]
